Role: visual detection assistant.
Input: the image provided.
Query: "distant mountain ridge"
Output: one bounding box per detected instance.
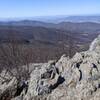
[0,20,100,34]
[0,16,100,23]
[0,18,100,61]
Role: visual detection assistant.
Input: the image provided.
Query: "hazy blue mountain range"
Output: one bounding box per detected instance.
[0,16,100,61]
[0,20,100,34]
[0,16,100,23]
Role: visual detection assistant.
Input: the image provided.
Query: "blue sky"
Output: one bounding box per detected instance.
[0,0,100,18]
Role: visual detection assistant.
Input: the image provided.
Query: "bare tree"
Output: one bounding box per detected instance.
[0,34,32,83]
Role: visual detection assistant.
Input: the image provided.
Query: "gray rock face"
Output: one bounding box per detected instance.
[1,35,100,100]
[89,35,100,53]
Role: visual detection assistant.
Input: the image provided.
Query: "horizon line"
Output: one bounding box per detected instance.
[0,14,100,19]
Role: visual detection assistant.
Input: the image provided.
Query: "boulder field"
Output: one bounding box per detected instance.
[0,35,100,100]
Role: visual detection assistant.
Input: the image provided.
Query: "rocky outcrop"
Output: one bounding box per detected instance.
[1,35,100,100]
[89,35,100,53]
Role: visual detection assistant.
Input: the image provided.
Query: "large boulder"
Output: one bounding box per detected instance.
[0,70,17,100]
